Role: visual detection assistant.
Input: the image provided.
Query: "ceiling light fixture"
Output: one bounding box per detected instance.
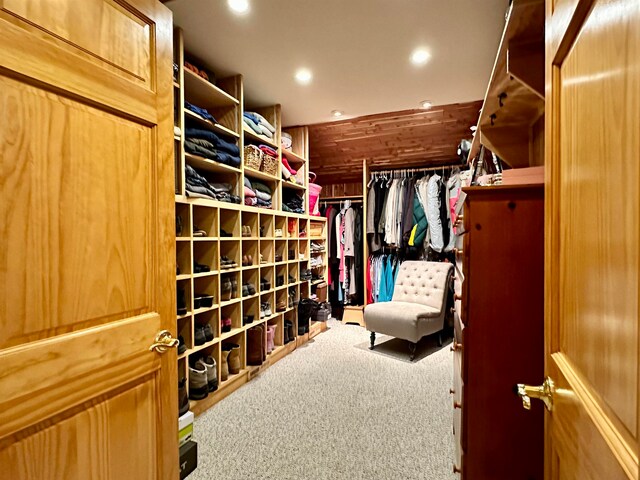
[295,68,313,85]
[331,110,343,118]
[419,100,433,109]
[227,0,250,15]
[411,48,431,66]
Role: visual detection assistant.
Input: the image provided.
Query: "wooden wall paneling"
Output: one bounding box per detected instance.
[307,101,481,184]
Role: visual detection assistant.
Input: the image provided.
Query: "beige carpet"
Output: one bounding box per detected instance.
[189,319,455,480]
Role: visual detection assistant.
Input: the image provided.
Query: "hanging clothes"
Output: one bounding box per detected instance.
[427,174,444,252]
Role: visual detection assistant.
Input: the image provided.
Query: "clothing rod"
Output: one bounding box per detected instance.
[369,164,462,175]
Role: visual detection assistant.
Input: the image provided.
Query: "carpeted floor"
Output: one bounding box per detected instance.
[189,319,455,480]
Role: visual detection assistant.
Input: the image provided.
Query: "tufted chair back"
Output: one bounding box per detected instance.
[392,261,453,311]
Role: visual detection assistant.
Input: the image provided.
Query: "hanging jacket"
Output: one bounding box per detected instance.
[410,195,428,247]
[427,174,444,252]
[445,173,461,251]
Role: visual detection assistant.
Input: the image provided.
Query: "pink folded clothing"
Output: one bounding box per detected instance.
[281,155,297,175]
[244,196,257,206]
[259,145,277,157]
[244,186,256,197]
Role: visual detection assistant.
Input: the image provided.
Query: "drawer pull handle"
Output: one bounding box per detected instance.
[450,342,463,352]
[454,401,462,409]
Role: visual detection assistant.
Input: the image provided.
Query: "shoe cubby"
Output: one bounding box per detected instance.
[283,310,297,345]
[300,280,310,299]
[192,205,218,238]
[176,203,191,238]
[299,239,310,260]
[260,292,275,320]
[220,240,240,270]
[282,127,308,161]
[274,239,286,263]
[193,341,221,391]
[260,239,274,264]
[288,263,298,284]
[242,296,260,327]
[178,356,188,387]
[241,239,258,267]
[221,301,243,335]
[289,286,299,307]
[193,308,219,348]
[267,315,284,351]
[259,265,274,293]
[275,289,289,314]
[221,330,245,377]
[241,211,259,239]
[275,265,287,288]
[274,215,286,238]
[298,218,308,238]
[246,323,266,366]
[193,275,218,313]
[220,271,239,304]
[177,316,193,354]
[176,241,192,278]
[220,208,241,238]
[177,278,192,317]
[287,239,298,261]
[242,269,259,298]
[192,241,218,275]
[287,218,297,238]
[259,213,274,238]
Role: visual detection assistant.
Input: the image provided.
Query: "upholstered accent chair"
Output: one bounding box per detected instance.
[364,261,453,361]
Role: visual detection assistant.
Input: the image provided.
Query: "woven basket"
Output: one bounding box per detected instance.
[261,153,278,177]
[244,145,262,170]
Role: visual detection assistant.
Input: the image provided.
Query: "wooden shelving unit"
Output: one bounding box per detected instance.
[468,0,545,168]
[173,28,327,417]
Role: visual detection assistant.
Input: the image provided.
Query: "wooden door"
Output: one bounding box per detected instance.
[545,0,639,478]
[0,0,178,478]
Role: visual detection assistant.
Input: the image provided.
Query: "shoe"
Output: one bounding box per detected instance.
[288,250,295,260]
[188,362,208,400]
[275,228,283,238]
[221,316,232,333]
[299,230,307,238]
[260,226,265,237]
[223,343,241,374]
[193,225,207,237]
[283,322,290,344]
[178,377,189,415]
[199,322,214,342]
[193,261,210,273]
[194,294,214,308]
[247,325,265,365]
[202,355,218,392]
[288,275,296,285]
[194,326,206,346]
[285,320,295,343]
[260,278,271,291]
[260,254,267,265]
[275,253,283,262]
[311,242,324,252]
[220,256,237,269]
[177,289,188,316]
[260,303,266,319]
[178,335,187,354]
[264,302,272,316]
[276,275,285,287]
[176,215,183,236]
[220,349,230,382]
[276,300,287,312]
[242,255,249,267]
[221,277,232,301]
[243,314,255,326]
[242,225,252,237]
[220,229,233,238]
[242,282,255,296]
[231,278,238,297]
[281,157,297,175]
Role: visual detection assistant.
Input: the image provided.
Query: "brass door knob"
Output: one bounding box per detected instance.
[454,248,464,255]
[450,342,463,352]
[454,293,463,301]
[149,330,179,354]
[453,464,462,474]
[516,377,555,411]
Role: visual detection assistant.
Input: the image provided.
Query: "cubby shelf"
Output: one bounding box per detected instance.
[173,26,328,418]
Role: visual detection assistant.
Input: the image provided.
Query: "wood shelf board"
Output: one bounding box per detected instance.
[183,109,240,139]
[176,237,191,242]
[220,298,242,308]
[176,274,191,281]
[219,327,244,341]
[176,312,192,321]
[183,69,239,108]
[242,265,260,271]
[243,127,278,149]
[185,152,242,174]
[468,0,545,163]
[193,271,219,278]
[281,148,306,164]
[193,305,218,315]
[244,166,279,183]
[220,237,242,241]
[189,337,221,355]
[242,293,260,300]
[192,237,218,242]
[220,266,241,273]
[282,182,306,192]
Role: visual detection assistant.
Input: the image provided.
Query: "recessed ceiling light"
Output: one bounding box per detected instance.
[411,48,431,66]
[331,110,343,117]
[228,0,250,15]
[295,68,312,85]
[419,100,433,109]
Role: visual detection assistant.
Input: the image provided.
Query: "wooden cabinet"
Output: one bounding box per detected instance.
[452,184,544,479]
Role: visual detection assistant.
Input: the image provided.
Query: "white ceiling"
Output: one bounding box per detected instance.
[167,0,507,126]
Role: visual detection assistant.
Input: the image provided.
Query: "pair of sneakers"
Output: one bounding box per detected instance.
[189,356,218,400]
[260,302,272,319]
[221,256,237,269]
[241,225,252,237]
[194,323,214,346]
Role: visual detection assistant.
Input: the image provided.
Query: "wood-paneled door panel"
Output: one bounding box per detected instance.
[545,0,639,478]
[0,0,177,478]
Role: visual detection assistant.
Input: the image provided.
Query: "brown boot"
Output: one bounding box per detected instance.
[220,349,230,381]
[224,343,241,374]
[247,326,264,366]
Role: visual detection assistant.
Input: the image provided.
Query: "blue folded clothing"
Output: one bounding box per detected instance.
[243,115,263,135]
[244,111,276,133]
[185,101,217,123]
[185,127,239,157]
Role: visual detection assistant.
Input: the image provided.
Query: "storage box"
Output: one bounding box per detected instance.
[312,302,331,321]
[179,440,197,479]
[315,282,328,302]
[179,411,194,447]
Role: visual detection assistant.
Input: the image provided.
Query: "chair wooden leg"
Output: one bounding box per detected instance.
[437,331,443,347]
[369,331,376,350]
[409,342,417,361]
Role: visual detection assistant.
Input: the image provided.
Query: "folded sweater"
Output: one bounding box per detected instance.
[244,111,276,133]
[185,128,239,156]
